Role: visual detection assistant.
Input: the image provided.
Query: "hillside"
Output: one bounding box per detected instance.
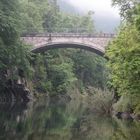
[58,0,120,33]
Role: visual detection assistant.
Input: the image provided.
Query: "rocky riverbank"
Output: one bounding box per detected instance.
[115,111,140,121]
[0,83,32,103]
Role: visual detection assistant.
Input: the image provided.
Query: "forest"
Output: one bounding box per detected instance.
[0,0,140,119]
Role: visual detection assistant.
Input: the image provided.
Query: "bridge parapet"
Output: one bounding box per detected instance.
[22,32,115,38]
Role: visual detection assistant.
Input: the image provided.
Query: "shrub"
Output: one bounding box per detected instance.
[113,94,140,114]
[86,88,114,115]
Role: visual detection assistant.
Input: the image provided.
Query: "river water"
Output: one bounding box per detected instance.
[0,96,140,140]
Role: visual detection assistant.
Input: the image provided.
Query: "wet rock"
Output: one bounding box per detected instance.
[121,112,133,120]
[132,114,140,120]
[0,83,32,103]
[115,112,122,119]
[115,112,133,120]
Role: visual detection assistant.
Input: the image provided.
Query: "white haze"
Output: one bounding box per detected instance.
[60,0,120,32]
[67,0,120,18]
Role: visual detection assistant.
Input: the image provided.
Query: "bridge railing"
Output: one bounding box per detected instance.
[21,28,115,38]
[21,32,115,38]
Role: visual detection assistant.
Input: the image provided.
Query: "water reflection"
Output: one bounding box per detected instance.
[0,97,140,140]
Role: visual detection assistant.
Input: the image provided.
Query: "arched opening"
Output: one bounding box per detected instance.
[31,42,105,57]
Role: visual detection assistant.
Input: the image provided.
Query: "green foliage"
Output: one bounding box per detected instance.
[0,0,32,90]
[45,50,77,94]
[56,12,94,33]
[0,0,20,45]
[107,1,140,96]
[0,0,104,97]
[19,0,43,32]
[106,25,140,95]
[19,0,94,33]
[134,4,140,31]
[86,87,114,115]
[112,0,137,21]
[32,47,108,95]
[113,94,140,114]
[33,50,77,94]
[72,50,108,89]
[42,0,60,32]
[33,54,48,93]
[105,1,140,115]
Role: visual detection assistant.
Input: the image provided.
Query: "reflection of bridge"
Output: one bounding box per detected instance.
[22,33,115,56]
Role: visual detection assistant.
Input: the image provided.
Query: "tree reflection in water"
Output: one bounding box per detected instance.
[0,98,140,140]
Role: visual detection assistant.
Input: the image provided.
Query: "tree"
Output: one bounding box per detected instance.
[0,0,31,89]
[106,25,140,95]
[112,0,137,20]
[72,50,107,89]
[106,1,140,95]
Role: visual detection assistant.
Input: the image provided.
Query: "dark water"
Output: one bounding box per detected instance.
[0,97,140,140]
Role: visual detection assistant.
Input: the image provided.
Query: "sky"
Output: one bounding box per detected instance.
[65,0,120,18]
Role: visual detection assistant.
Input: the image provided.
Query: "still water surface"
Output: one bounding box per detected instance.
[0,97,140,140]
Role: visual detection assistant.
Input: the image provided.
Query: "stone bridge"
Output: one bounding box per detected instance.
[21,33,114,56]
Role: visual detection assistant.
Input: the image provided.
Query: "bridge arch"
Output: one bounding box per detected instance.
[22,33,114,57]
[31,42,105,56]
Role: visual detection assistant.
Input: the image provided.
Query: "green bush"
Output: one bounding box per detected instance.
[86,88,114,115]
[113,94,140,114]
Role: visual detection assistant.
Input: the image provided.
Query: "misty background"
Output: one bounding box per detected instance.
[58,0,120,33]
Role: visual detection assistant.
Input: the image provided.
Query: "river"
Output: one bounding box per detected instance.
[0,95,140,140]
